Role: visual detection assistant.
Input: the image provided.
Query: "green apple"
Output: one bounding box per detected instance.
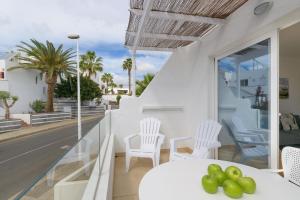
[201,175,218,194]
[225,166,243,181]
[208,164,222,175]
[223,179,243,199]
[237,177,256,194]
[211,171,227,186]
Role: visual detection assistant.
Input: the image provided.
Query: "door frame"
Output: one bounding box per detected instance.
[213,30,279,169]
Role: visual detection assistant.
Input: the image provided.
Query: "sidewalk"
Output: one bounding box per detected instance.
[0,115,103,142]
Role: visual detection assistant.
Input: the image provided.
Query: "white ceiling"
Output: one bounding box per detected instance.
[280,21,300,57]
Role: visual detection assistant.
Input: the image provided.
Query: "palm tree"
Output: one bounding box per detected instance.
[122,58,132,95]
[136,73,154,96]
[101,73,113,94]
[80,51,103,78]
[110,82,117,94]
[8,39,75,112]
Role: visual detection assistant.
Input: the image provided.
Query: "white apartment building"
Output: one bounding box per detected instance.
[0,52,47,118]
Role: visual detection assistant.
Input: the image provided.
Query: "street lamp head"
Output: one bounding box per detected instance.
[67,34,80,39]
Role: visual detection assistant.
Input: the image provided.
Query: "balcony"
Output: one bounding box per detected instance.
[10,0,300,199]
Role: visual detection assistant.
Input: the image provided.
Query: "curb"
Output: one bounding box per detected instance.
[0,115,103,143]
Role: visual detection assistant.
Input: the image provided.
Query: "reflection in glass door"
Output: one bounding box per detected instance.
[218,39,271,169]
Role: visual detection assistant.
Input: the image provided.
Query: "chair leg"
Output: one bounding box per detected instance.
[156,155,160,166]
[152,156,156,168]
[232,150,238,161]
[125,154,131,172]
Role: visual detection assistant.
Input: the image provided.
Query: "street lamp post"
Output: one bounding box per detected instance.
[68,34,82,140]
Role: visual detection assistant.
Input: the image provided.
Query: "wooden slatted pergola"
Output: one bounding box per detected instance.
[124,0,249,96]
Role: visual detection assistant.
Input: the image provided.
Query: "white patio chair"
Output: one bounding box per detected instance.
[47,138,93,186]
[222,119,268,163]
[266,147,300,186]
[169,120,222,161]
[232,115,269,138]
[124,117,165,172]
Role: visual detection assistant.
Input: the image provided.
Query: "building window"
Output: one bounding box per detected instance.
[0,68,5,80]
[43,87,46,95]
[240,79,248,87]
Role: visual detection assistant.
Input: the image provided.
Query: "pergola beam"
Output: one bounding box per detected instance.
[125,45,175,52]
[130,0,155,96]
[127,31,201,41]
[131,0,154,52]
[129,8,226,25]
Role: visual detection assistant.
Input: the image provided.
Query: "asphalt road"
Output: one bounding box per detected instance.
[0,117,102,200]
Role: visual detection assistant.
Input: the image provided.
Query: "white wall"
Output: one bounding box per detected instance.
[279,56,300,114]
[112,0,300,153]
[7,69,47,113]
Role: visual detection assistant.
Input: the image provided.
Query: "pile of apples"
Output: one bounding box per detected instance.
[201,164,256,199]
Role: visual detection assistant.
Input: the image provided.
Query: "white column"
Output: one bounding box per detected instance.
[132,51,137,97]
[76,39,82,140]
[270,31,279,169]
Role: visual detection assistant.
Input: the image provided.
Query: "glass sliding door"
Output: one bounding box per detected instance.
[217,39,271,169]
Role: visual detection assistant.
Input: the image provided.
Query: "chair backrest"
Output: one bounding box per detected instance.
[193,120,222,152]
[232,116,247,132]
[282,147,300,186]
[139,117,161,152]
[222,119,244,152]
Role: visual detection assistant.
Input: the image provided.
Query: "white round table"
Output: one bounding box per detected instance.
[139,159,300,200]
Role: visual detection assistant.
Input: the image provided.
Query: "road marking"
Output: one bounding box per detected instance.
[0,135,77,165]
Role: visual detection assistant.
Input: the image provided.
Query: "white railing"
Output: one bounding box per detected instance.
[15,110,112,200]
[82,109,114,200]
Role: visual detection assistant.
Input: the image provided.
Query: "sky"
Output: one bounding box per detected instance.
[0,0,170,87]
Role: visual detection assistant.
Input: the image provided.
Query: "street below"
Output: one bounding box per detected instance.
[0,116,102,200]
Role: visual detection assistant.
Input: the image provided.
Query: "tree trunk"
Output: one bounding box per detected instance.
[4,106,9,120]
[46,74,57,112]
[106,82,109,94]
[3,99,10,119]
[128,70,131,95]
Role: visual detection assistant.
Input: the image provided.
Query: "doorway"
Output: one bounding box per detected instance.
[278,22,300,151]
[217,39,272,169]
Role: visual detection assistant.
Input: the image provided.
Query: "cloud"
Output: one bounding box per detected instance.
[0,0,171,87]
[0,0,130,49]
[103,56,128,70]
[137,63,157,73]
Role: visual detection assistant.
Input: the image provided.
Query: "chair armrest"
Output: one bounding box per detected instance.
[247,129,269,133]
[157,133,165,146]
[236,139,268,146]
[156,134,165,156]
[170,136,192,156]
[237,130,265,136]
[170,136,193,143]
[206,141,221,149]
[124,134,139,142]
[124,134,139,150]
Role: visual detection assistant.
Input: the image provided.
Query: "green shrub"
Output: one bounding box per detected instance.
[30,100,45,113]
[116,95,121,105]
[136,73,154,96]
[55,76,102,101]
[0,91,18,119]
